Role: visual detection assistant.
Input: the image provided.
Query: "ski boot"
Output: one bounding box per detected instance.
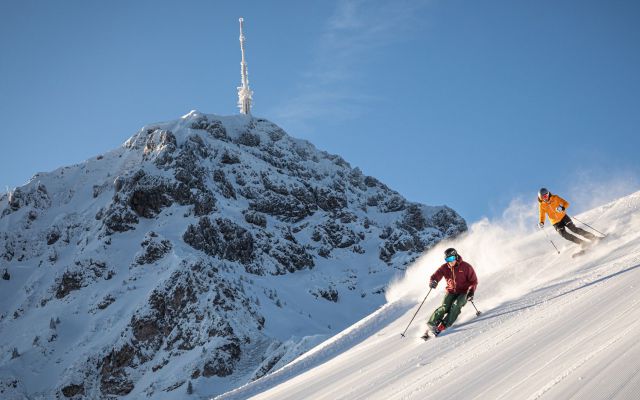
[435,322,446,336]
[422,321,446,340]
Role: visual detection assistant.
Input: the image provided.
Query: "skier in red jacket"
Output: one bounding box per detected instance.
[423,248,478,338]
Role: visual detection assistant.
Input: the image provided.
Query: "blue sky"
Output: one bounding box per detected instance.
[1,0,639,223]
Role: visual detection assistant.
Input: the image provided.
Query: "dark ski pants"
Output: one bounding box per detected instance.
[553,215,595,245]
[428,292,467,328]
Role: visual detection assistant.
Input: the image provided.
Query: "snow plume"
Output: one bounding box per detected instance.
[566,168,640,215]
[386,197,541,305]
[387,173,640,313]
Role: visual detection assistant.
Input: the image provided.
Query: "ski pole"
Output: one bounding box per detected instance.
[542,227,560,254]
[570,215,606,237]
[400,288,432,338]
[470,300,482,316]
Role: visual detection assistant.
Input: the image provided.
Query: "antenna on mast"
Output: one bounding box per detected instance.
[237,17,253,115]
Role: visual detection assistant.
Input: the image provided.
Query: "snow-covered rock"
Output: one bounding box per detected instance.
[0,111,465,399]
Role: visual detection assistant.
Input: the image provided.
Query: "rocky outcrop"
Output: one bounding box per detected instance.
[427,207,467,236]
[96,260,263,397]
[2,183,51,216]
[183,217,254,265]
[134,232,172,265]
[61,383,85,398]
[249,192,314,223]
[310,286,339,302]
[243,210,267,228]
[202,342,241,377]
[269,241,315,274]
[99,344,136,396]
[102,200,139,234]
[53,259,114,299]
[191,117,228,140]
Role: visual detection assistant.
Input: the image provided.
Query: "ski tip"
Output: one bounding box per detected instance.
[572,250,586,258]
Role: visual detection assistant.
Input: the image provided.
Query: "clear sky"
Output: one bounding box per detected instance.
[1,0,639,223]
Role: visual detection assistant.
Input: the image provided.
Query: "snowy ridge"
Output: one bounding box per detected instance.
[0,111,465,399]
[216,190,640,400]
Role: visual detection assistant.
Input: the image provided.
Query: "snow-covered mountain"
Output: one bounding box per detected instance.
[0,111,466,399]
[216,190,640,400]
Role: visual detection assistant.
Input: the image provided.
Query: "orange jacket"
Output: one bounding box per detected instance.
[538,194,569,225]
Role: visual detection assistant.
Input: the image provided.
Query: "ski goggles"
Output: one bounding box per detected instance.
[445,255,457,262]
[541,193,550,200]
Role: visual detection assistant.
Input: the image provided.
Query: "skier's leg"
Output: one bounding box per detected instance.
[565,218,596,240]
[444,294,468,327]
[428,293,455,326]
[554,220,585,245]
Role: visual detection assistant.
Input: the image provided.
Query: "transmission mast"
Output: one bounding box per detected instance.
[237,17,253,115]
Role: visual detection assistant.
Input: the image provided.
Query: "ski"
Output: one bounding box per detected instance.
[421,324,442,340]
[420,328,434,341]
[572,235,606,258]
[571,249,586,258]
[421,332,435,341]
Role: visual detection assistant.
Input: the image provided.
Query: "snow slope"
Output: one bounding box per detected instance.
[217,190,640,400]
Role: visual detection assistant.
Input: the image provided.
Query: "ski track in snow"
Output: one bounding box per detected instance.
[216,191,640,400]
[525,320,637,400]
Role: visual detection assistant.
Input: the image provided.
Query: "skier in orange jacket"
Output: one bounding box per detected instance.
[537,188,596,246]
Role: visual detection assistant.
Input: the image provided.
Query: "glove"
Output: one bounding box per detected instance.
[466,291,474,301]
[429,280,438,289]
[538,222,544,229]
[556,205,565,212]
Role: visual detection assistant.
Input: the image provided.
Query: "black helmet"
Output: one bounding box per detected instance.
[444,248,459,262]
[538,188,550,201]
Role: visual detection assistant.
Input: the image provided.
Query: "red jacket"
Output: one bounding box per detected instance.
[430,257,478,294]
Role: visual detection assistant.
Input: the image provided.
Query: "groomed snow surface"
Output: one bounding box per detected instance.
[217,191,640,400]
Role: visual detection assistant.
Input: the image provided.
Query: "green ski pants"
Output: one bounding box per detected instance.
[428,292,467,328]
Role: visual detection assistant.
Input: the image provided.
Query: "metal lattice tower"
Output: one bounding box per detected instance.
[237,17,253,115]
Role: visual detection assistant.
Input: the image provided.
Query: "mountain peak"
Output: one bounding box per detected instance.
[0,113,465,399]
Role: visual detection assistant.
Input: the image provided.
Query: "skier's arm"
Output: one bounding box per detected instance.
[467,265,478,293]
[430,266,445,287]
[557,196,569,210]
[538,203,546,225]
